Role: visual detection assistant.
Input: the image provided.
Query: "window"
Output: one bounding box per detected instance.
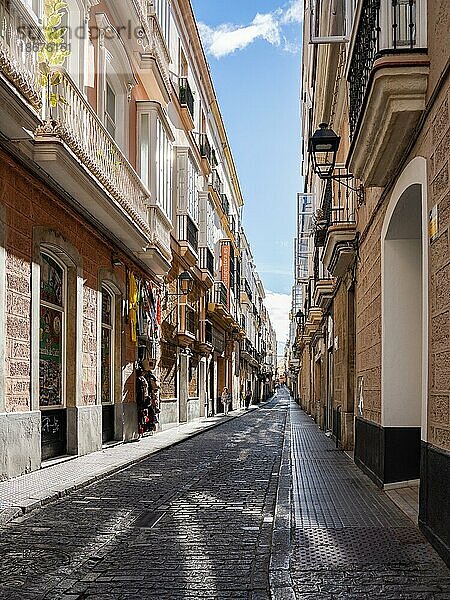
[101,287,114,405]
[156,118,173,216]
[140,113,150,187]
[153,0,170,44]
[105,81,117,139]
[206,199,214,250]
[39,253,65,407]
[187,156,199,222]
[23,0,41,18]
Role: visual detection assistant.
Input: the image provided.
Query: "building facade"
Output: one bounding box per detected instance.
[0,0,275,480]
[289,0,450,563]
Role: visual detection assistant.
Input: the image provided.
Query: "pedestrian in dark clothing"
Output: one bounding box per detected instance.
[244,387,252,409]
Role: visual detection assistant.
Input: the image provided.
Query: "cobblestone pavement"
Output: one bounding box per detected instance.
[289,401,450,600]
[1,393,449,600]
[0,398,288,600]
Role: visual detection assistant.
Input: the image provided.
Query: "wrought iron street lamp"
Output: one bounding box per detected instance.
[308,123,364,201]
[167,271,194,297]
[178,270,194,295]
[308,123,340,179]
[294,310,305,328]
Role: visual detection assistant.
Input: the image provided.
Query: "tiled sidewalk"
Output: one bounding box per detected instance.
[0,408,252,527]
[289,402,450,599]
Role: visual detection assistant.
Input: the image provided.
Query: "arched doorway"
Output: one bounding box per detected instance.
[381,158,428,484]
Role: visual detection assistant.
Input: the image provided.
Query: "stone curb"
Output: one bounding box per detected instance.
[0,405,261,528]
[270,396,296,600]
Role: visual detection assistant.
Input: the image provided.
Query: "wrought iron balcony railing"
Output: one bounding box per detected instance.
[211,169,223,196]
[39,68,153,238]
[185,305,197,336]
[179,77,194,119]
[177,214,198,253]
[212,280,227,307]
[199,133,212,162]
[221,193,229,216]
[0,0,42,108]
[348,0,421,137]
[205,319,213,344]
[318,169,357,229]
[199,246,214,276]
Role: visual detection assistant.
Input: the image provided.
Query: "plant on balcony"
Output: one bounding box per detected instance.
[38,0,71,107]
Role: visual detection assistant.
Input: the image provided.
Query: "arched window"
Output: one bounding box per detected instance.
[100,286,114,405]
[39,252,66,408]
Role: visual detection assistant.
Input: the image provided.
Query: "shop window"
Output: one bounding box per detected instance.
[101,286,114,405]
[39,252,66,408]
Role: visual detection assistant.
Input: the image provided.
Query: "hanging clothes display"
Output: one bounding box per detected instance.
[136,366,160,435]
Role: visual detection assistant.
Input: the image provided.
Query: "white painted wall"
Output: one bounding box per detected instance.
[383,238,422,427]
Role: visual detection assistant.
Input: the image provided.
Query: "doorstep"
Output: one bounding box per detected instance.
[0,408,250,528]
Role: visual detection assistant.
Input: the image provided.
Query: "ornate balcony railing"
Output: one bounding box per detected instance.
[211,169,223,196]
[0,0,42,108]
[204,319,213,344]
[221,193,229,216]
[179,77,194,119]
[200,133,211,162]
[212,281,227,307]
[348,0,420,137]
[185,305,197,336]
[134,0,171,92]
[40,68,151,235]
[177,214,198,253]
[318,169,357,228]
[199,246,214,276]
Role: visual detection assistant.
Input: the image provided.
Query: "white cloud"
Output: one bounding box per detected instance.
[198,13,281,59]
[198,0,303,59]
[283,0,304,25]
[264,291,291,347]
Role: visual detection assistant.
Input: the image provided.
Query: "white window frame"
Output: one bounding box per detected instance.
[39,251,67,410]
[309,0,352,44]
[156,117,173,217]
[187,155,199,223]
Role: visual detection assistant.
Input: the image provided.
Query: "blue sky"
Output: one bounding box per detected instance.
[191,0,303,347]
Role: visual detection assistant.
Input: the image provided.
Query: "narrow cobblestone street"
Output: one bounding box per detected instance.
[0,390,449,599]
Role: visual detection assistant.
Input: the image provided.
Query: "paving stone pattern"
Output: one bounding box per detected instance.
[290,404,450,599]
[0,400,287,600]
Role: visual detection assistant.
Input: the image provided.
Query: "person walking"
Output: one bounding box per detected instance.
[244,386,252,409]
[221,386,231,416]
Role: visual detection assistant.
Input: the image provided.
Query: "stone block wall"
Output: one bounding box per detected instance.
[428,85,450,452]
[355,192,385,425]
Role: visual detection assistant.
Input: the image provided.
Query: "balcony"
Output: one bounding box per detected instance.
[240,279,252,305]
[347,0,428,186]
[208,281,229,320]
[0,0,43,139]
[241,339,258,366]
[0,0,41,108]
[177,214,198,267]
[320,174,358,278]
[199,246,215,286]
[179,77,194,130]
[135,0,171,102]
[198,319,213,354]
[313,278,336,311]
[199,133,212,175]
[221,193,229,216]
[211,169,223,197]
[178,303,197,347]
[33,68,172,276]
